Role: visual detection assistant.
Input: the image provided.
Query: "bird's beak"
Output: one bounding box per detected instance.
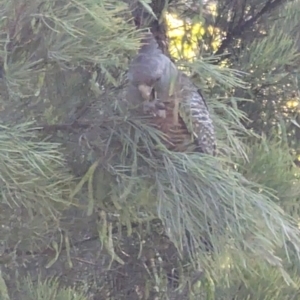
[138,84,153,101]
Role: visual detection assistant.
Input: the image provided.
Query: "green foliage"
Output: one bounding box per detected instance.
[0,0,140,98]
[1,0,300,299]
[214,260,300,299]
[240,136,300,213]
[228,0,300,139]
[0,122,72,213]
[19,276,88,300]
[72,113,300,290]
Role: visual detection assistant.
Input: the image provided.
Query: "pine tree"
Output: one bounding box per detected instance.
[0,0,300,299]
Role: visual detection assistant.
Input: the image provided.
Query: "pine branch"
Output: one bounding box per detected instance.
[214,0,288,62]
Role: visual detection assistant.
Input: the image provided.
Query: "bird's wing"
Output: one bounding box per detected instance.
[178,74,216,155]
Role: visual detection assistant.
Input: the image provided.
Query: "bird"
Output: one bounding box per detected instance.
[127,31,216,155]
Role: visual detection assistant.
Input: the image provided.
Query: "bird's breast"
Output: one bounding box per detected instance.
[144,101,195,151]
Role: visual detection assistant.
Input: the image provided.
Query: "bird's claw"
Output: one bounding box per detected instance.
[143,99,166,118]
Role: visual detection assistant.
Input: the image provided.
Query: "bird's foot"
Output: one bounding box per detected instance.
[143,99,166,118]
